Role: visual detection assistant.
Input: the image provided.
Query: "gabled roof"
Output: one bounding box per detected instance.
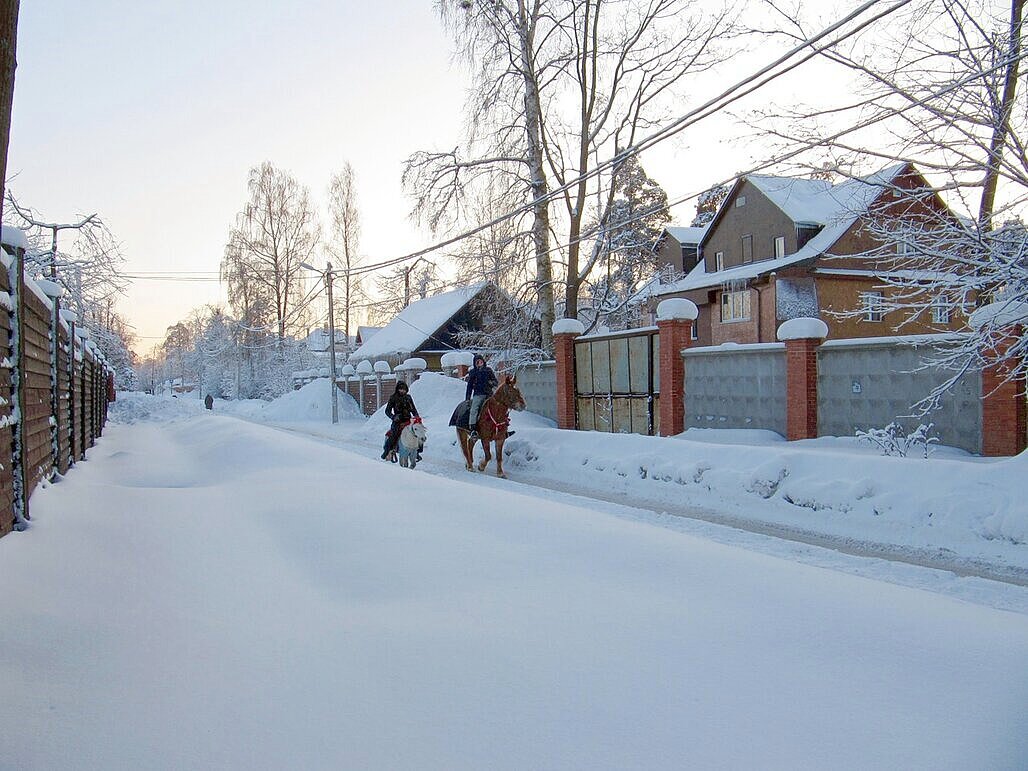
[356,325,381,343]
[349,282,490,362]
[662,225,707,245]
[653,163,912,296]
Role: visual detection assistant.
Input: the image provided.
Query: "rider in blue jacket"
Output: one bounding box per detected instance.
[466,354,498,439]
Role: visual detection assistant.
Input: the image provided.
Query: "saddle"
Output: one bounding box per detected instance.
[448,399,472,430]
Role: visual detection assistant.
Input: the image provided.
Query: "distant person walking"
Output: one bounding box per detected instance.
[204,393,214,411]
[465,354,497,439]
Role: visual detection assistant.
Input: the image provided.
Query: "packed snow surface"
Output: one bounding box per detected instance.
[1,392,1026,769]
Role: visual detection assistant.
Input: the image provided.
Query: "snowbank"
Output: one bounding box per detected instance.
[110,392,207,423]
[251,379,363,422]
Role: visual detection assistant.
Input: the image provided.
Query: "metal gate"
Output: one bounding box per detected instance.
[574,329,660,435]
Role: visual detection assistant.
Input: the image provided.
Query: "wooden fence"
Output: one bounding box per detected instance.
[0,239,112,537]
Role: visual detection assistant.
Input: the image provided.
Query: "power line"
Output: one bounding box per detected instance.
[335,0,915,280]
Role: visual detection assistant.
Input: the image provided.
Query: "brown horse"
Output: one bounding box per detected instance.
[453,375,526,478]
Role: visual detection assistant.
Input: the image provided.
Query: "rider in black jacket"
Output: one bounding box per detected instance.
[382,381,420,460]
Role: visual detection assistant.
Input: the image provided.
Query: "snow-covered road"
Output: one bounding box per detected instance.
[1,409,1027,770]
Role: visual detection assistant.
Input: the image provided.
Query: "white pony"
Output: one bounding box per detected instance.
[397,419,427,469]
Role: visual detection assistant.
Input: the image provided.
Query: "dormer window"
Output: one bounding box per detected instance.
[742,235,753,263]
[774,236,786,259]
[735,196,746,207]
[715,251,724,272]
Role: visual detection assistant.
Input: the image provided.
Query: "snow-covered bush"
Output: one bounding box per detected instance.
[856,422,939,458]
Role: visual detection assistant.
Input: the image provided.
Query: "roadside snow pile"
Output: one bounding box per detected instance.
[356,372,555,443]
[497,425,1028,569]
[227,379,364,423]
[110,392,206,424]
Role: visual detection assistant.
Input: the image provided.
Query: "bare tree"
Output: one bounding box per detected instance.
[5,194,129,311]
[406,0,735,350]
[406,0,576,352]
[222,162,320,348]
[369,259,444,325]
[754,0,1028,389]
[326,163,368,345]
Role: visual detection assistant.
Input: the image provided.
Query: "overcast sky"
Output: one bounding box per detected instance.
[6,1,844,355]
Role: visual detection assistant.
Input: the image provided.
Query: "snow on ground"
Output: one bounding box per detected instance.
[117,375,1028,577]
[347,374,1027,574]
[2,401,1027,770]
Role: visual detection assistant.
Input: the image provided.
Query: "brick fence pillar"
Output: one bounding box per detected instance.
[552,319,585,430]
[778,317,829,441]
[656,299,698,437]
[970,302,1028,456]
[981,328,1027,457]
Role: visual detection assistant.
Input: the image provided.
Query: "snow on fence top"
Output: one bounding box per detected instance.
[403,357,427,371]
[656,298,699,321]
[0,225,29,252]
[777,317,829,341]
[35,278,63,299]
[356,360,374,375]
[552,318,585,335]
[440,350,475,367]
[969,300,1028,330]
[373,360,391,374]
[339,364,355,376]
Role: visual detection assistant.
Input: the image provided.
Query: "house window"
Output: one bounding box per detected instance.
[742,234,753,263]
[862,291,885,322]
[931,296,951,324]
[715,251,724,272]
[691,320,699,340]
[774,236,786,259]
[735,196,746,207]
[720,290,751,322]
[896,239,913,257]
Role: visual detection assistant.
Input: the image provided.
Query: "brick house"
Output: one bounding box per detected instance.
[641,163,968,344]
[653,225,707,275]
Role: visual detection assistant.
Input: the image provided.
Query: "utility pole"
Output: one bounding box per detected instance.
[326,262,338,424]
[402,257,434,308]
[302,260,339,423]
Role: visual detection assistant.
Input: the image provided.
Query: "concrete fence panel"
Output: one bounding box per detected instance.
[515,362,557,423]
[817,337,982,453]
[683,343,787,435]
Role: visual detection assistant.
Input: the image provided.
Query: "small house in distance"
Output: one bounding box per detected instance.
[653,225,707,276]
[348,282,501,370]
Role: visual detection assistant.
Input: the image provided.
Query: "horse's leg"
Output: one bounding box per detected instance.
[457,429,474,471]
[478,439,491,472]
[495,438,506,478]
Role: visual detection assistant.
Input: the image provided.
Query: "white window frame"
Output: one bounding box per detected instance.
[931,295,951,324]
[773,236,786,259]
[720,290,751,323]
[862,291,885,322]
[715,251,724,272]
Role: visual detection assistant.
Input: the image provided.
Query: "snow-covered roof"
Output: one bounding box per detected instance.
[663,226,707,244]
[651,163,909,296]
[349,282,490,362]
[357,325,381,342]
